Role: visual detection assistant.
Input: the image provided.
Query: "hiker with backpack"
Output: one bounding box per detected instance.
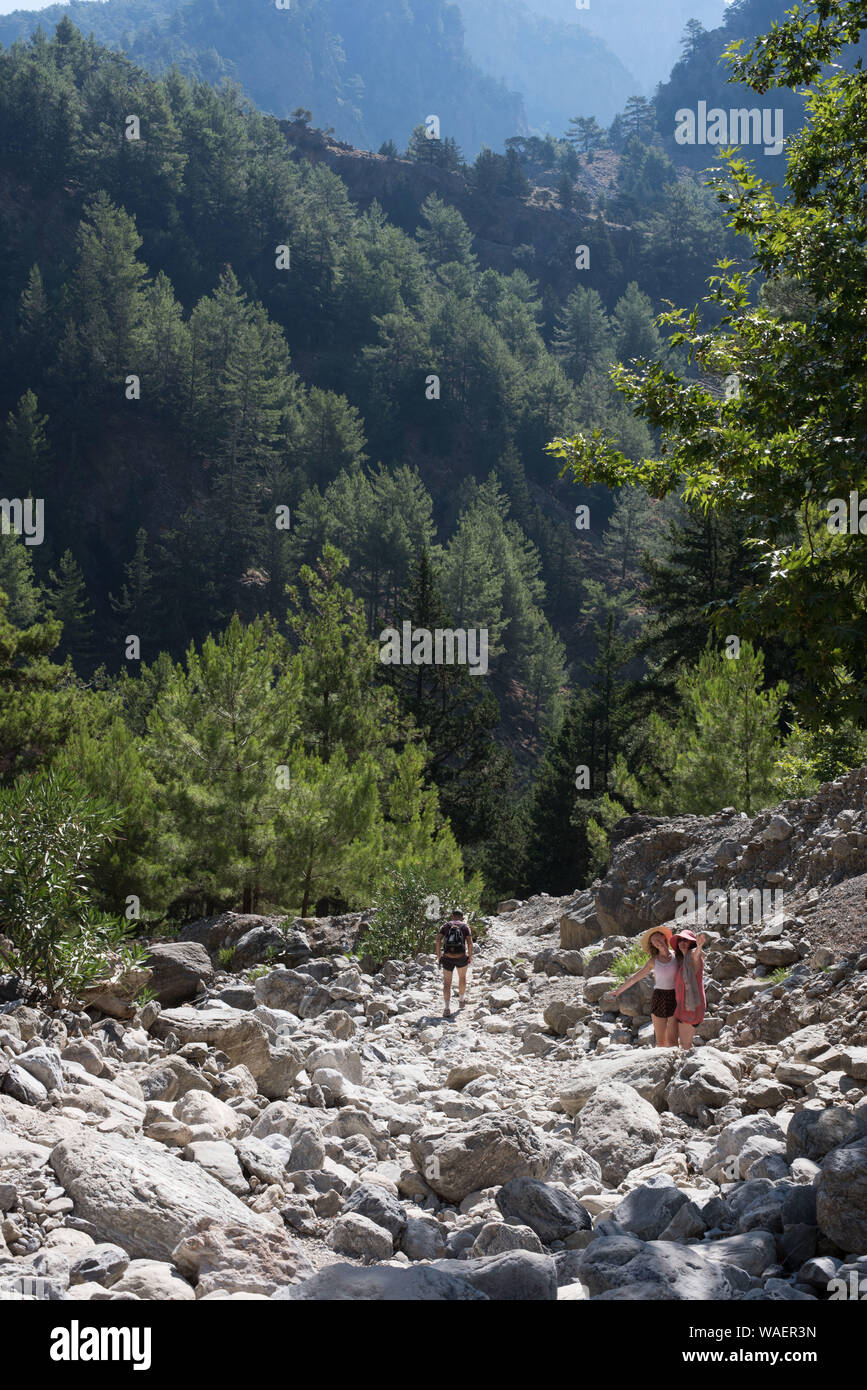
[436,909,473,1017]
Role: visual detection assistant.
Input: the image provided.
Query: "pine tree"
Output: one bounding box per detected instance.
[0,532,42,629]
[0,589,70,782]
[522,693,595,894]
[416,195,477,271]
[71,192,149,389]
[110,528,155,649]
[274,745,383,916]
[665,643,788,815]
[47,551,95,670]
[612,282,664,365]
[4,391,50,495]
[146,614,302,915]
[552,287,614,384]
[18,265,50,349]
[287,543,400,764]
[566,116,605,155]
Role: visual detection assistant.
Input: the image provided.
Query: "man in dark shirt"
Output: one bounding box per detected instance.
[435,909,473,1017]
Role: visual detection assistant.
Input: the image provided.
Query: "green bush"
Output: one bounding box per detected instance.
[610,941,647,982]
[0,769,141,1003]
[363,866,482,967]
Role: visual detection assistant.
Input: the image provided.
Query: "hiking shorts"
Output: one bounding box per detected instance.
[440,955,469,973]
[650,988,677,1018]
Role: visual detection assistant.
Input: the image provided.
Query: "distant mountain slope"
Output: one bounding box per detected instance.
[519,0,728,94]
[453,0,638,134]
[0,0,527,156]
[652,0,867,179]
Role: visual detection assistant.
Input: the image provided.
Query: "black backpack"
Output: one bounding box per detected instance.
[442,921,466,955]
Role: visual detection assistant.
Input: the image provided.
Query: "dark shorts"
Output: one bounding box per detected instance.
[651,988,677,1018]
[440,955,469,973]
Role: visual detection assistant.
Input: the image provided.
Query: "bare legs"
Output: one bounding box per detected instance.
[442,964,469,1012]
[456,964,468,1004]
[677,1021,696,1049]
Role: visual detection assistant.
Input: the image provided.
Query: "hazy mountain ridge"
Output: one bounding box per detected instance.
[0,0,527,156]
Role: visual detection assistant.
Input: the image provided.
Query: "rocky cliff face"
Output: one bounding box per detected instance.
[0,771,865,1301]
[280,122,628,299]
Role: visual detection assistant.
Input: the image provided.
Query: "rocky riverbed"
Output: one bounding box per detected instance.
[1,769,865,1301]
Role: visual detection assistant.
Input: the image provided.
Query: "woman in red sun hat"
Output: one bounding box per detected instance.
[670,929,706,1049]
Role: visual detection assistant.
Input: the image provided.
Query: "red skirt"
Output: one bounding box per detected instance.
[674,960,705,1025]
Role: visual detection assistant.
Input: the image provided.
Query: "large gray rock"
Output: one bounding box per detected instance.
[410,1116,552,1204]
[15,1046,64,1093]
[276,1264,488,1300]
[326,1213,394,1261]
[149,1008,270,1077]
[69,1243,130,1287]
[304,1043,363,1086]
[543,1000,591,1036]
[702,1115,789,1183]
[343,1183,406,1239]
[666,1050,740,1117]
[698,1230,776,1276]
[184,1141,249,1196]
[49,1130,275,1262]
[840,1048,867,1081]
[495,1179,591,1244]
[174,1089,243,1140]
[786,1103,862,1162]
[433,1250,558,1301]
[573,1084,662,1186]
[287,1123,326,1171]
[400,1216,449,1261]
[559,1050,678,1116]
[575,1233,738,1300]
[108,1259,196,1301]
[559,903,601,950]
[171,1216,313,1297]
[257,1045,304,1101]
[471,1221,544,1257]
[144,943,214,1006]
[611,1176,689,1241]
[816,1141,867,1251]
[180,913,311,967]
[2,1063,47,1105]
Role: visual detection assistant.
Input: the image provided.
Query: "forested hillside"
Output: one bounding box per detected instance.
[1,11,865,927]
[0,0,527,156]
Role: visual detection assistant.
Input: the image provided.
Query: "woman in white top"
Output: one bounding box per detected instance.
[612,924,680,1048]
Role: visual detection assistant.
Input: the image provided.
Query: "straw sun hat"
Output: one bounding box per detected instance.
[639,924,674,957]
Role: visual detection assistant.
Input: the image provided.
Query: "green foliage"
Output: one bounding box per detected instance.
[549,0,867,721]
[773,722,867,799]
[146,613,302,917]
[217,947,237,970]
[0,769,137,1002]
[0,588,72,783]
[611,941,647,982]
[364,866,482,967]
[47,550,95,669]
[658,643,788,816]
[769,966,790,985]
